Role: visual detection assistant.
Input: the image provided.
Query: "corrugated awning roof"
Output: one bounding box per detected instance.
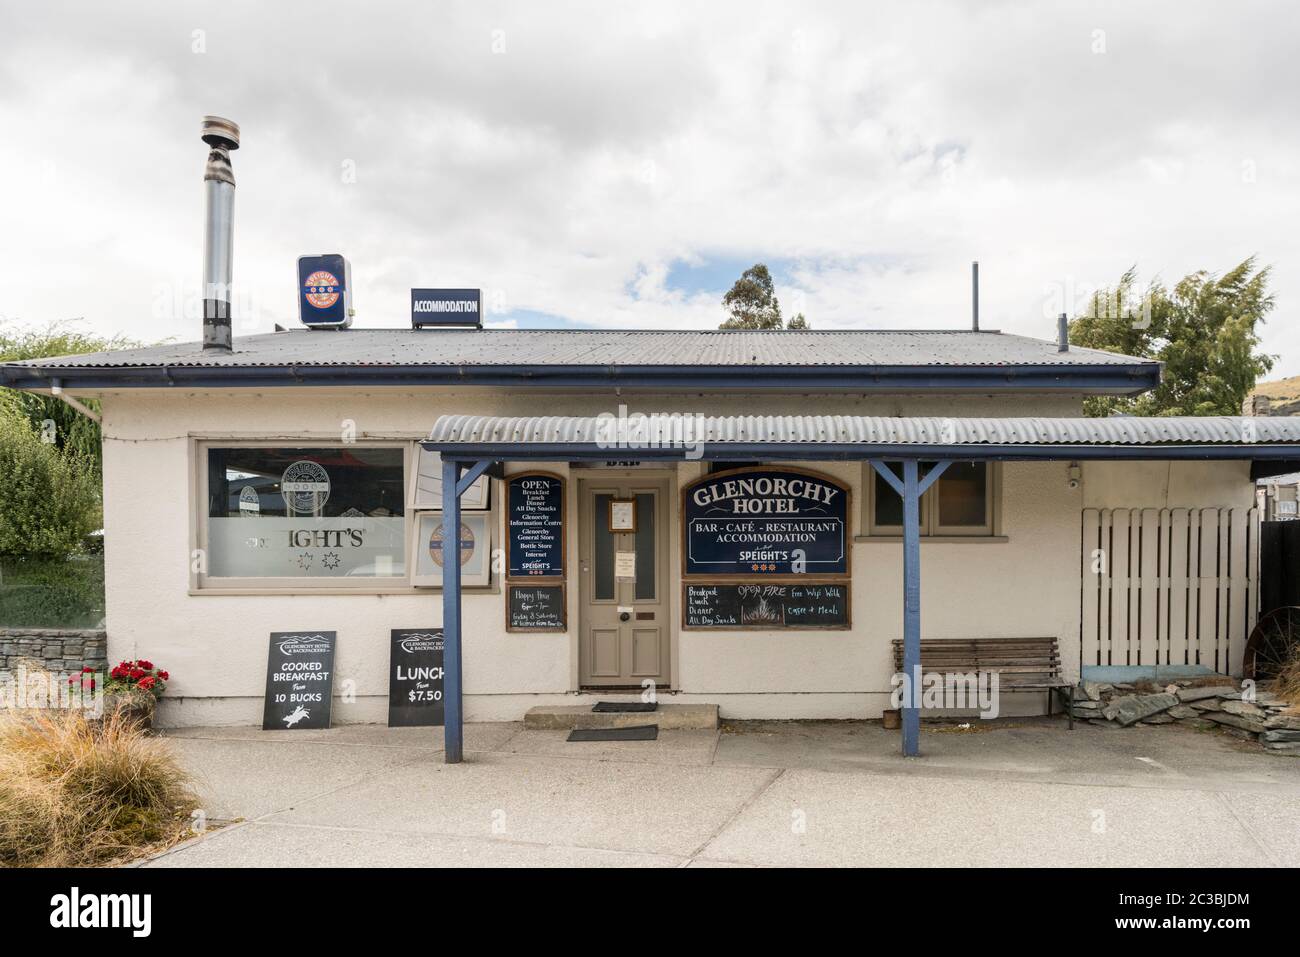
[0,328,1161,394]
[423,414,1300,462]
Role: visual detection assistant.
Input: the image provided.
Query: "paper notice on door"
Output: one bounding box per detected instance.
[614,550,636,580]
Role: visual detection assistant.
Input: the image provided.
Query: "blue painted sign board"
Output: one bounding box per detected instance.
[411,288,482,328]
[683,468,849,577]
[507,473,565,578]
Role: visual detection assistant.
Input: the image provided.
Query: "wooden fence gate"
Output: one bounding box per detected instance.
[1080,507,1260,676]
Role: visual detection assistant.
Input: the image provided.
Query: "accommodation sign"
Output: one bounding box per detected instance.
[507,473,564,578]
[263,631,336,730]
[388,629,444,727]
[683,468,849,577]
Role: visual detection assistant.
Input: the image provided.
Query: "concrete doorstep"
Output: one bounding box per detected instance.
[524,703,719,731]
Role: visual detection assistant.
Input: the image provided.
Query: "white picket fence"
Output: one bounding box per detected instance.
[1080,507,1260,676]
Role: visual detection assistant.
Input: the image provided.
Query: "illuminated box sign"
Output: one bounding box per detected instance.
[411,288,482,328]
[682,467,850,577]
[297,254,352,328]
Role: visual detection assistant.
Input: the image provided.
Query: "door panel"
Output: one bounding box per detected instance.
[579,478,671,688]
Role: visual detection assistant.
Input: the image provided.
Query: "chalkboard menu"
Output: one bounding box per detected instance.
[387,629,444,727]
[263,631,336,729]
[507,472,565,578]
[683,582,849,629]
[507,583,566,631]
[682,467,850,577]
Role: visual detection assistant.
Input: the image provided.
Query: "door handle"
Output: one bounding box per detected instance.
[619,611,631,622]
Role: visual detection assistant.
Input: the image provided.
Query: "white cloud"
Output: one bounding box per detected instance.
[1,0,1297,373]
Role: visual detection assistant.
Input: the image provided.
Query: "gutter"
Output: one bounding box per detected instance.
[0,361,1163,395]
[422,440,1300,463]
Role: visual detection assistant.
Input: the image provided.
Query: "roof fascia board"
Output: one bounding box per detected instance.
[0,362,1161,394]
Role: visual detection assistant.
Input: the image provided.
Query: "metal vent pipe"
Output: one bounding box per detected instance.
[201,116,239,351]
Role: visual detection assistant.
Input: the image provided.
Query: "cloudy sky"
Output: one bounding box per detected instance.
[2,1,1297,373]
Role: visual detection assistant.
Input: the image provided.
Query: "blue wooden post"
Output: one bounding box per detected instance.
[441,457,464,763]
[901,460,922,757]
[870,458,951,758]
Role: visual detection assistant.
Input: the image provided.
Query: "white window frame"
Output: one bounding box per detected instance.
[861,461,1003,540]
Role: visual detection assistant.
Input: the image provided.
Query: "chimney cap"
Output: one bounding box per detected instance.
[201,115,240,151]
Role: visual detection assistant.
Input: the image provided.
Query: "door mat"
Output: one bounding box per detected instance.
[567,725,659,742]
[591,701,658,713]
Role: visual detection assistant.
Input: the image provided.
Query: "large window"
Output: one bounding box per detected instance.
[204,445,406,581]
[864,461,999,538]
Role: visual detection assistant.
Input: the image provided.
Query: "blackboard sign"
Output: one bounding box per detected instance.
[263,631,336,729]
[507,472,565,578]
[507,583,566,631]
[388,629,444,727]
[683,468,850,577]
[683,582,849,629]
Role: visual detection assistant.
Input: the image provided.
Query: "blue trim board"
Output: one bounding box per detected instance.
[0,363,1161,395]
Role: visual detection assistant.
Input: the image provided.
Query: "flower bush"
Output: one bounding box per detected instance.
[105,660,170,701]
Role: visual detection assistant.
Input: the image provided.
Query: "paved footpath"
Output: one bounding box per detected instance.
[146,719,1300,867]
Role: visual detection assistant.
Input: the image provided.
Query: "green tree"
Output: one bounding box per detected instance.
[0,415,101,558]
[1070,258,1275,417]
[0,321,138,471]
[720,264,810,329]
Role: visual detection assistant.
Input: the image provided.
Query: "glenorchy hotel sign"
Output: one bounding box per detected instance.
[682,467,850,577]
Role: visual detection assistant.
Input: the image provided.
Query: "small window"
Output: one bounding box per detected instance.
[865,461,998,537]
[205,446,406,579]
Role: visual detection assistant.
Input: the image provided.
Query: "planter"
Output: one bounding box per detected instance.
[881,708,901,730]
[104,694,156,732]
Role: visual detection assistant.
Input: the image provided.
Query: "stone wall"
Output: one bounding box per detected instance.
[0,628,107,674]
[1073,678,1300,754]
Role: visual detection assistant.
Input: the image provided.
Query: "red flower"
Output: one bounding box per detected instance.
[128,668,145,680]
[137,660,155,671]
[158,671,170,680]
[81,666,95,673]
[138,676,157,691]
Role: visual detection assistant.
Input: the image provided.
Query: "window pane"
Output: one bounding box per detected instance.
[937,462,987,527]
[594,494,615,600]
[207,447,405,578]
[872,463,934,529]
[634,493,655,600]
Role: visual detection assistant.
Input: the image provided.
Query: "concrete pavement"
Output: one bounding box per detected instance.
[147,718,1300,867]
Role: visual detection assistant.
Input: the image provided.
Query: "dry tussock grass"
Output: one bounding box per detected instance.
[0,707,198,867]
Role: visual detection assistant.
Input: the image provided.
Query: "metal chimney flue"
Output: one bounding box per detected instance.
[971,261,979,331]
[1057,312,1069,352]
[201,116,239,351]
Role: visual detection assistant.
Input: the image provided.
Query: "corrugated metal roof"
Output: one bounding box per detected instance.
[3,328,1153,369]
[427,414,1300,447]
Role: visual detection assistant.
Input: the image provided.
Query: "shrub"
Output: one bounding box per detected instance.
[0,707,198,867]
[0,415,101,559]
[0,555,104,628]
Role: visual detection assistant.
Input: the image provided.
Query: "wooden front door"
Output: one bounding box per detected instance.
[578,477,671,688]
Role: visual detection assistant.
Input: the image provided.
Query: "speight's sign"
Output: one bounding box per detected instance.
[411,288,482,328]
[683,467,849,577]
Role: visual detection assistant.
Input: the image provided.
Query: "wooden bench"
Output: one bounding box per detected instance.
[890,637,1073,728]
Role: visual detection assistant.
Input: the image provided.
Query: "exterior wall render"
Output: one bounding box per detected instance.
[97,389,1255,727]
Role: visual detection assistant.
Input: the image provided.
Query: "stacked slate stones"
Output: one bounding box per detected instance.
[1072,679,1300,754]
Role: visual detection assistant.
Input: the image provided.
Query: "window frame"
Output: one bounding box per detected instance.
[860,460,1002,540]
[191,438,500,594]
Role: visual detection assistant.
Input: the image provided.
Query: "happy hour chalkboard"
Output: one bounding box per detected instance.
[682,467,850,577]
[507,472,565,578]
[263,631,336,729]
[388,629,444,727]
[507,583,566,631]
[683,582,849,629]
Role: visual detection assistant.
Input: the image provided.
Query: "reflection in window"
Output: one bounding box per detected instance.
[634,493,655,600]
[206,447,405,578]
[594,494,615,600]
